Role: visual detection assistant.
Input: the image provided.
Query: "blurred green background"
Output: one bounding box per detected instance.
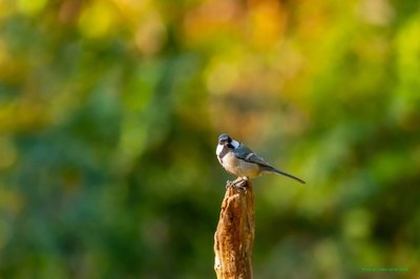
[0,0,419,278]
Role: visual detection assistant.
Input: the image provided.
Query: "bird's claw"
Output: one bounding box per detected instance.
[225,178,248,191]
[229,178,247,191]
[225,180,233,189]
[234,179,247,191]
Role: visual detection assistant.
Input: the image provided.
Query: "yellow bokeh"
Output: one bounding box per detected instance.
[78,1,119,38]
[17,0,47,15]
[248,0,286,49]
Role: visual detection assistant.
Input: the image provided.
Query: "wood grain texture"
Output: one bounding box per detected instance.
[214,181,255,279]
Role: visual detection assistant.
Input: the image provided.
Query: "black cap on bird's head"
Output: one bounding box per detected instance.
[218,133,232,145]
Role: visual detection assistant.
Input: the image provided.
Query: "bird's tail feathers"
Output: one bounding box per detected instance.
[261,166,305,184]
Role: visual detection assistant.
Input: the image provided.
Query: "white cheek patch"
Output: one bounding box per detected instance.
[231,140,240,148]
[216,144,224,155]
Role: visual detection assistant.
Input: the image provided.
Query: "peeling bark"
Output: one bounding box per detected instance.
[214,181,255,279]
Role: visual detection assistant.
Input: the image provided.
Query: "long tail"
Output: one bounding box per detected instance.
[262,166,306,184]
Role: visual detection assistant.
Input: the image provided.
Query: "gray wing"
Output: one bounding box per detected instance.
[233,144,273,167]
[235,143,306,183]
[234,143,306,184]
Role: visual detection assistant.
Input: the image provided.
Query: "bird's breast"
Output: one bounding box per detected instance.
[221,152,260,178]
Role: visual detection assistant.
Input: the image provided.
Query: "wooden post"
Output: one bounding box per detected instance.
[214,181,255,279]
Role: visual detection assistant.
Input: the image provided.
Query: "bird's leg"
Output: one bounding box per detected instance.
[226,177,243,189]
[233,177,248,191]
[226,177,239,188]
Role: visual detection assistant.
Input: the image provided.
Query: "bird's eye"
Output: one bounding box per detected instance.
[218,134,231,145]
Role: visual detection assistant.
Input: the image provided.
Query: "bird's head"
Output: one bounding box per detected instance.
[218,133,232,146]
[217,133,239,149]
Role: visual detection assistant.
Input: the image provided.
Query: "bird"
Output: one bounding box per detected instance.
[216,133,305,188]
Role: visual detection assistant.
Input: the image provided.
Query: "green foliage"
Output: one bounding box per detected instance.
[0,0,419,278]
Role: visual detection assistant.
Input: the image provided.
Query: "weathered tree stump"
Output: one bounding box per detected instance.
[214,181,255,279]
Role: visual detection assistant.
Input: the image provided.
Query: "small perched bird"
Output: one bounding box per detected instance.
[216,133,305,187]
